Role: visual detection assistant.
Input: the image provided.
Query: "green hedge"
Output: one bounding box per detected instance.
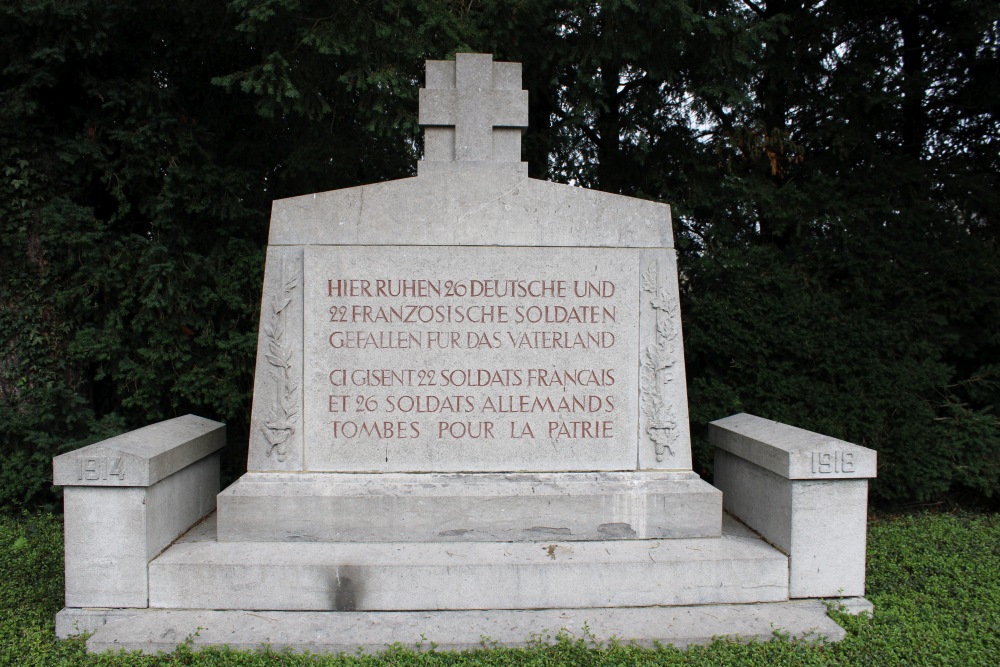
[2,0,997,509]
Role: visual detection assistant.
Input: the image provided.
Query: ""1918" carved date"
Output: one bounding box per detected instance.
[811,450,854,474]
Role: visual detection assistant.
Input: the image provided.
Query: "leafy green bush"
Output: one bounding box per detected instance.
[683,235,1000,503]
[0,1,267,509]
[0,0,438,509]
[2,1,998,508]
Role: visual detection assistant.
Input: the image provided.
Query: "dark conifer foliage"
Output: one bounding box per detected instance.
[1,0,997,507]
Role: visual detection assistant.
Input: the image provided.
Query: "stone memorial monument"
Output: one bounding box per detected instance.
[54,54,877,653]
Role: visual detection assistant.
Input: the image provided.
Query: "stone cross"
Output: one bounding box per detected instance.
[419,53,528,166]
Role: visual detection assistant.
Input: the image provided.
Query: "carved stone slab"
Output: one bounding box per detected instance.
[709,413,877,480]
[301,245,640,472]
[247,54,693,474]
[248,246,304,471]
[638,249,691,470]
[53,415,225,487]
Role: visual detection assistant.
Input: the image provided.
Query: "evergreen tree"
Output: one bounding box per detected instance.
[1,0,996,507]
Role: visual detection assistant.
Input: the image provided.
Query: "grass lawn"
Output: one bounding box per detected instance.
[1,511,997,666]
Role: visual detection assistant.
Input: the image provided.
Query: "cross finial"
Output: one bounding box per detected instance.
[418,53,528,173]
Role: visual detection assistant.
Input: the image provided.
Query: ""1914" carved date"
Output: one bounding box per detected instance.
[76,457,125,481]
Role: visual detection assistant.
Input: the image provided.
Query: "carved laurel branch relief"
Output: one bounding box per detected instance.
[640,262,679,462]
[260,256,300,462]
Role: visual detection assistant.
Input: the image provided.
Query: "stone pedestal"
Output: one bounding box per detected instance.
[151,514,785,611]
[709,413,877,598]
[53,415,225,607]
[216,471,721,542]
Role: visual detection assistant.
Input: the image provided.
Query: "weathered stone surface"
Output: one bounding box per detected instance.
[248,245,304,471]
[419,54,528,165]
[248,241,692,474]
[710,414,876,598]
[268,170,673,248]
[63,486,148,607]
[709,413,877,479]
[57,608,138,638]
[149,514,786,611]
[53,414,225,487]
[636,249,690,469]
[301,245,644,472]
[55,415,223,608]
[62,454,219,608]
[836,597,875,616]
[216,471,722,542]
[63,600,849,654]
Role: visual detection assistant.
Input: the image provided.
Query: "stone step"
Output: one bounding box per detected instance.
[58,599,860,654]
[216,471,722,542]
[148,514,787,611]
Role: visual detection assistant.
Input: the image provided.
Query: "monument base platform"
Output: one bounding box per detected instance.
[56,599,871,654]
[149,514,782,611]
[216,471,722,542]
[53,413,877,655]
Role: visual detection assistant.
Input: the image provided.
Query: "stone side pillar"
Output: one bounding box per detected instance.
[53,415,225,608]
[709,413,877,598]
